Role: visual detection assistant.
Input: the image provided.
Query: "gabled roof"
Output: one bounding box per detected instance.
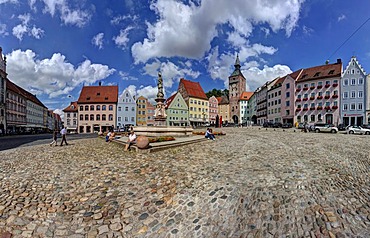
[77,85,118,103]
[165,93,177,109]
[7,79,46,108]
[179,78,207,100]
[216,96,229,105]
[343,56,367,75]
[288,69,303,80]
[6,79,23,95]
[297,61,342,82]
[63,101,78,112]
[239,92,253,101]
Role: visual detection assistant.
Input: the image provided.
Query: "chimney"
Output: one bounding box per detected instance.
[99,81,101,86]
[336,59,342,64]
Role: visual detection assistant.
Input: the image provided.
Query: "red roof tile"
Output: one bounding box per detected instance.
[239,91,253,100]
[7,79,46,108]
[78,85,118,103]
[179,78,207,100]
[216,96,229,105]
[165,93,177,109]
[297,62,342,82]
[63,101,78,112]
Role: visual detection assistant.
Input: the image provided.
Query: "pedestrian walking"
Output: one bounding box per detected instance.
[50,130,58,146]
[60,127,68,146]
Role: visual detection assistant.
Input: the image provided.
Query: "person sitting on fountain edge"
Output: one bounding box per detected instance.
[205,128,215,140]
[124,131,137,151]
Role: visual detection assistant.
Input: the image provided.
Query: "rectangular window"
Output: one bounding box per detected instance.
[351,91,356,98]
[358,91,363,98]
[343,79,348,86]
[286,83,290,89]
[358,78,364,85]
[286,101,290,107]
[351,79,356,85]
[286,92,290,98]
[343,104,348,110]
[310,115,315,122]
[350,103,356,110]
[358,103,363,110]
[343,92,348,99]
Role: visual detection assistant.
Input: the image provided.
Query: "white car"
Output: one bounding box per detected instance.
[346,125,370,135]
[314,123,338,133]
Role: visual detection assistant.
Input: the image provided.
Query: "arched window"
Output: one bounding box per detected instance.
[109,105,113,110]
[85,115,89,120]
[102,114,106,120]
[109,114,113,121]
[90,114,94,121]
[90,105,94,111]
[80,106,83,111]
[80,114,83,121]
[102,105,106,110]
[96,105,101,110]
[85,105,89,111]
[96,114,101,120]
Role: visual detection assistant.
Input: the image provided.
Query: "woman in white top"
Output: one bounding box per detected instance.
[124,131,137,151]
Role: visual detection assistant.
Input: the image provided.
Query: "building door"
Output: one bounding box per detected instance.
[325,114,333,124]
[357,116,363,126]
[232,115,238,124]
[343,117,349,126]
[86,126,91,133]
[79,126,84,133]
[350,117,356,126]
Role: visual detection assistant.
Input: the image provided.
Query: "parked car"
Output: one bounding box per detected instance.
[263,122,274,128]
[314,123,338,133]
[361,124,370,129]
[282,123,293,128]
[297,123,305,129]
[346,125,370,135]
[272,122,282,128]
[337,124,348,131]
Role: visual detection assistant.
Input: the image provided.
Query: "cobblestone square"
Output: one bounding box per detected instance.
[0,128,369,237]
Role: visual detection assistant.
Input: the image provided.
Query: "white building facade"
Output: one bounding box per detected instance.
[117,89,136,129]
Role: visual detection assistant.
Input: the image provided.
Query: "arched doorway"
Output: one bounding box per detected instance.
[232,115,239,124]
[325,114,333,124]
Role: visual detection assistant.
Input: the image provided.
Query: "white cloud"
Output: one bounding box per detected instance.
[227,32,247,48]
[0,23,8,36]
[119,71,138,81]
[242,64,292,91]
[40,0,92,27]
[113,26,133,49]
[29,0,37,11]
[92,33,104,49]
[137,85,157,104]
[261,27,270,37]
[53,109,64,120]
[6,49,115,98]
[110,14,137,25]
[143,60,200,89]
[12,13,44,40]
[0,0,17,4]
[338,14,346,22]
[131,0,304,63]
[302,25,314,36]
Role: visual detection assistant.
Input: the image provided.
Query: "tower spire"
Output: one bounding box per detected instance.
[234,54,240,68]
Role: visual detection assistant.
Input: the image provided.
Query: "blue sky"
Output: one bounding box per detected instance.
[0,0,369,116]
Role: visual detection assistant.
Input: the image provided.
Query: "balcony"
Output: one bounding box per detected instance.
[309,96,315,100]
[317,106,323,110]
[332,105,338,110]
[303,108,308,111]
[324,106,331,110]
[332,94,338,99]
[317,85,323,89]
[333,83,338,87]
[324,95,330,99]
[296,98,302,102]
[310,86,315,90]
[303,87,309,91]
[296,108,302,112]
[296,88,301,92]
[317,96,323,99]
[325,84,331,88]
[310,107,316,110]
[302,98,308,101]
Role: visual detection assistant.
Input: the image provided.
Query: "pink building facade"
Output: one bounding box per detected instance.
[294,60,342,125]
[208,96,218,126]
[281,70,303,125]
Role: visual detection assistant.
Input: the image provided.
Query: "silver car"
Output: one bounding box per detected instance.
[346,125,370,135]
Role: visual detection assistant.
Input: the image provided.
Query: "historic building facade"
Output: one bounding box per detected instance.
[77,84,118,133]
[146,101,155,126]
[281,70,303,125]
[178,78,208,127]
[229,55,246,124]
[62,101,78,133]
[117,89,136,129]
[5,80,27,133]
[341,57,367,126]
[216,96,230,125]
[239,92,253,125]
[165,92,189,126]
[0,47,6,133]
[295,60,342,125]
[267,77,284,123]
[136,96,148,126]
[208,96,218,126]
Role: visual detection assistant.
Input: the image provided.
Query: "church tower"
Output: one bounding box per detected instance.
[228,54,246,124]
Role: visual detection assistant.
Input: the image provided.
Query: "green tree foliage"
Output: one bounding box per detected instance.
[206,88,229,99]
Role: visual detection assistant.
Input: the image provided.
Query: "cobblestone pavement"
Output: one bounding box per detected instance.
[0,128,369,238]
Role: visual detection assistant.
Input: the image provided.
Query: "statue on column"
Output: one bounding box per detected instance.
[154,72,167,125]
[157,72,164,99]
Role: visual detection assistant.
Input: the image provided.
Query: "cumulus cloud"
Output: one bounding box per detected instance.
[113,26,133,49]
[242,64,292,91]
[119,71,138,81]
[110,14,138,25]
[12,13,44,40]
[92,33,104,49]
[40,0,92,27]
[137,85,158,104]
[6,49,115,98]
[338,14,346,22]
[131,0,304,63]
[143,60,200,89]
